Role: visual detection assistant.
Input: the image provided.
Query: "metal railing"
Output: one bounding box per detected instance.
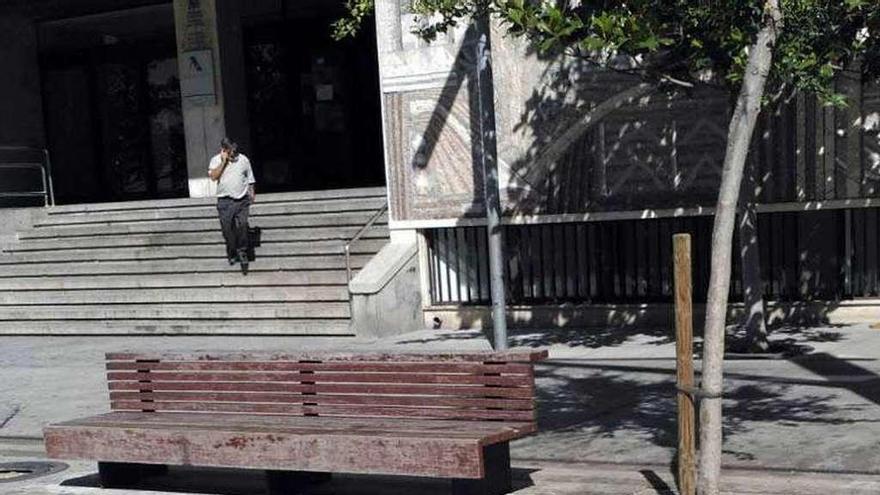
[344,202,389,284]
[0,146,55,207]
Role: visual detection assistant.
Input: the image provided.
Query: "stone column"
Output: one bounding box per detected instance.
[173,0,227,198]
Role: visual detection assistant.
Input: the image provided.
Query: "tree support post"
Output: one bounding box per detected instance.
[673,234,696,495]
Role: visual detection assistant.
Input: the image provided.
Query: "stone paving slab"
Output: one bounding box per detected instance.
[2,449,879,495]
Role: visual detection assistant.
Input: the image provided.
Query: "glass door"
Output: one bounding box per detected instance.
[42,44,186,204]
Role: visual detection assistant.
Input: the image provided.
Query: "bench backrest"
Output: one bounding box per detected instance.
[105,351,546,424]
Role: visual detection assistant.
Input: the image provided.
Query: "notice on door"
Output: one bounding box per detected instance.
[181,49,216,106]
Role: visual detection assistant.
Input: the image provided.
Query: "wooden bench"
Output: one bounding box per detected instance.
[44,350,547,495]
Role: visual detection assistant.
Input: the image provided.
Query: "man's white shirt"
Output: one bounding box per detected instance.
[209,153,256,199]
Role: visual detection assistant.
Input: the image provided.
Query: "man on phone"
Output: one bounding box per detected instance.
[209,138,256,275]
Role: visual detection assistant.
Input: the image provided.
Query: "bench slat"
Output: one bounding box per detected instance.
[106,361,533,374]
[106,350,548,363]
[110,401,536,421]
[107,381,536,399]
[109,392,534,410]
[107,371,532,387]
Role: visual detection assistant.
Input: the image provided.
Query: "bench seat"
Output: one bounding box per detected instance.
[46,411,535,478]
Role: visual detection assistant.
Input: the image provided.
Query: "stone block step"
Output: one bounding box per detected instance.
[0,286,349,305]
[0,319,353,335]
[0,271,348,290]
[0,302,350,320]
[0,255,371,277]
[37,196,387,226]
[21,212,388,240]
[9,226,389,250]
[46,187,387,215]
[0,239,386,264]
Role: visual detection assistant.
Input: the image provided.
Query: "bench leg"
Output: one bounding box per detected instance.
[265,470,332,494]
[97,462,167,488]
[452,442,512,495]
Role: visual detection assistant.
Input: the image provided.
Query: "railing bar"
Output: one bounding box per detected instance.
[875,208,880,297]
[44,148,55,206]
[525,225,534,302]
[474,227,483,303]
[444,228,453,303]
[427,231,438,305]
[343,201,388,309]
[0,147,53,207]
[463,227,473,304]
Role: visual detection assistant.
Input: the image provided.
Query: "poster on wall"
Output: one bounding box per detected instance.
[180,49,216,106]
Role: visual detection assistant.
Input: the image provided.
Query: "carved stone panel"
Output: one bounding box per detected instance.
[386,86,485,222]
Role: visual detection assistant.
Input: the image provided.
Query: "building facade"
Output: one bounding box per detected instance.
[3,0,880,330]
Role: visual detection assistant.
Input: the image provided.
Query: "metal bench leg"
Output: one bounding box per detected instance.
[97,462,166,488]
[452,442,512,495]
[265,470,332,495]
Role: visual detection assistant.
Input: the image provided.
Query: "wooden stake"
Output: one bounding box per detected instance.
[674,233,696,495]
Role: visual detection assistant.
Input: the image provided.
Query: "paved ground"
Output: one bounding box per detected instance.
[2,323,880,493]
[2,448,880,494]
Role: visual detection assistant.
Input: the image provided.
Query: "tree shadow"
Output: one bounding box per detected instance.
[527,359,875,465]
[790,352,880,407]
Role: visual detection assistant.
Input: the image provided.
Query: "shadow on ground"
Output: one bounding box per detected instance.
[60,466,538,495]
[393,323,850,351]
[394,326,678,349]
[522,345,880,473]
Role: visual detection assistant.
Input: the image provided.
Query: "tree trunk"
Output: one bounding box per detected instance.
[698,1,782,494]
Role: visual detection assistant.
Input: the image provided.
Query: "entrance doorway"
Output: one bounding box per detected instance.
[39,5,186,205]
[242,6,385,192]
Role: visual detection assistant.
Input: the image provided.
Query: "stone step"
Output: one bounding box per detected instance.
[0,271,348,290]
[8,226,389,250]
[0,286,349,305]
[0,302,351,320]
[0,319,353,335]
[0,255,371,277]
[0,239,386,264]
[21,212,388,240]
[46,187,387,215]
[37,196,387,226]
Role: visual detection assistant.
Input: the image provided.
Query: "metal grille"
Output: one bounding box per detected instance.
[426,208,880,306]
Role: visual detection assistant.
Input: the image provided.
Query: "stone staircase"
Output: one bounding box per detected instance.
[0,187,389,335]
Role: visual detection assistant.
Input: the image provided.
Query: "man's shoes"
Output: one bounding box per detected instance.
[228,256,238,266]
[238,250,248,275]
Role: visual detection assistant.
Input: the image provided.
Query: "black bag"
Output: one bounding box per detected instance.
[246,226,261,262]
[248,226,261,247]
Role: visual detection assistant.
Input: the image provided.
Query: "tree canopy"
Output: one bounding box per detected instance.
[336,0,880,105]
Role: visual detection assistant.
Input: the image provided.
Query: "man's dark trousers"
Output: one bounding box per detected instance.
[217,196,250,263]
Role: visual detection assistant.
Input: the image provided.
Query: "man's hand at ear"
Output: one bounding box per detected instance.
[209,150,229,181]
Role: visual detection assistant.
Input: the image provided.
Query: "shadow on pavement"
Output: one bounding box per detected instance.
[640,469,676,494]
[790,352,880,406]
[60,466,538,495]
[531,358,876,467]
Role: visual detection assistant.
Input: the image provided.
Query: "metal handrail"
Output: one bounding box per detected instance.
[344,202,389,284]
[0,146,55,207]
